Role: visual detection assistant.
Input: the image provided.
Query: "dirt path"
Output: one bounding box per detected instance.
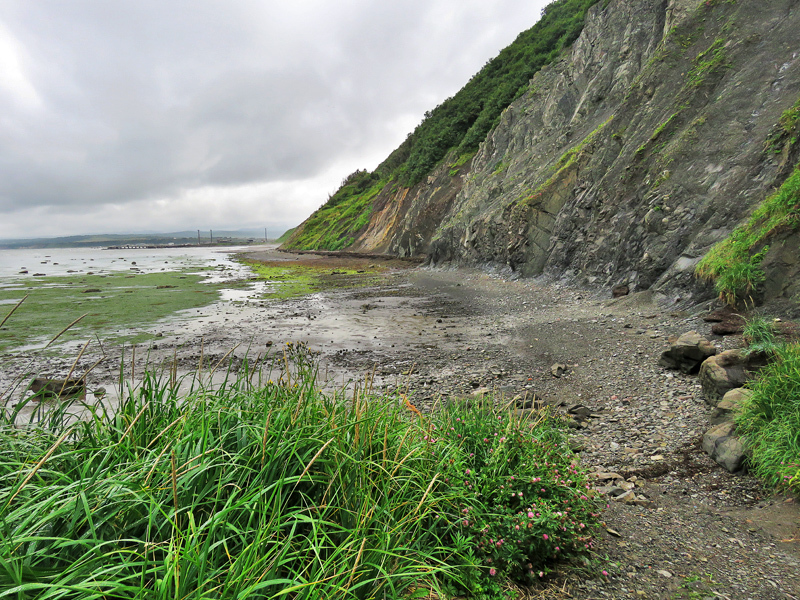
[2,251,798,599]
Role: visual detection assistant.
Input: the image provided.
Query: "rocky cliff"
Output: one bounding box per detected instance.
[286,0,800,307]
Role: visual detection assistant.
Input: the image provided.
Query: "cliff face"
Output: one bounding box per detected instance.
[290,0,800,305]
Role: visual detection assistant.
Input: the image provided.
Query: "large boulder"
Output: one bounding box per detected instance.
[699,350,766,406]
[710,387,753,424]
[658,331,717,374]
[702,421,747,473]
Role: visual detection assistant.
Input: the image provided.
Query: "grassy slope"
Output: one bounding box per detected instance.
[284,0,602,251]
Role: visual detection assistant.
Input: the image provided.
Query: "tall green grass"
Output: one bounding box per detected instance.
[736,343,800,494]
[0,348,599,599]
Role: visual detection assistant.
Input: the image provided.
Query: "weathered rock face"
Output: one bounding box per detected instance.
[348,155,473,257]
[338,0,800,304]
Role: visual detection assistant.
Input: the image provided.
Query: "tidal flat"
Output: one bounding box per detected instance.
[0,246,398,353]
[1,247,799,599]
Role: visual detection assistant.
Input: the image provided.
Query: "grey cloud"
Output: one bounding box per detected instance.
[0,0,547,235]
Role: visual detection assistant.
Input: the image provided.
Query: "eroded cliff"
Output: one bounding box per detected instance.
[286,0,800,306]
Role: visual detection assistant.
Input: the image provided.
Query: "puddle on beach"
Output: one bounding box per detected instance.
[218,280,276,303]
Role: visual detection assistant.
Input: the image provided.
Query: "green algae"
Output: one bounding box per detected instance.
[241,260,384,299]
[0,270,223,351]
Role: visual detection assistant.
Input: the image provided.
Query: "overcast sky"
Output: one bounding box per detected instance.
[0,0,549,239]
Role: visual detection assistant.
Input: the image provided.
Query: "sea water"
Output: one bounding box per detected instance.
[0,246,253,280]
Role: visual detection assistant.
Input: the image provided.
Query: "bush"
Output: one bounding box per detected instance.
[0,350,600,599]
[736,342,800,493]
[742,314,777,355]
[424,400,600,595]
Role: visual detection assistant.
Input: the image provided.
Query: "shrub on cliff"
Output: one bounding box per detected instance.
[696,164,800,306]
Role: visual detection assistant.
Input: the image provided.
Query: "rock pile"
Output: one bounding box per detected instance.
[658,332,768,474]
[592,470,653,507]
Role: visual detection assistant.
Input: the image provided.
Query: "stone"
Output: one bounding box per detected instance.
[698,350,765,406]
[656,570,673,578]
[703,421,735,454]
[702,421,747,473]
[551,363,568,377]
[612,284,630,297]
[569,439,586,452]
[704,306,746,335]
[614,490,637,504]
[711,321,744,336]
[714,436,747,473]
[29,377,86,399]
[658,330,717,374]
[567,404,592,419]
[710,388,753,424]
[594,471,624,481]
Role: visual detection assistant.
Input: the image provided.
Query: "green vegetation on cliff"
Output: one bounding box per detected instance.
[285,0,602,251]
[389,0,601,188]
[284,170,385,250]
[696,164,800,306]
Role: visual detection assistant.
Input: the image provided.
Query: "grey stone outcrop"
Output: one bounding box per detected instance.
[710,387,753,424]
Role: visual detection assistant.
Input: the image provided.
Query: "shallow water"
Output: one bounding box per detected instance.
[0,245,253,280]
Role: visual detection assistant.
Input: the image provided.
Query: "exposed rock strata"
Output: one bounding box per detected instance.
[299,0,800,306]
